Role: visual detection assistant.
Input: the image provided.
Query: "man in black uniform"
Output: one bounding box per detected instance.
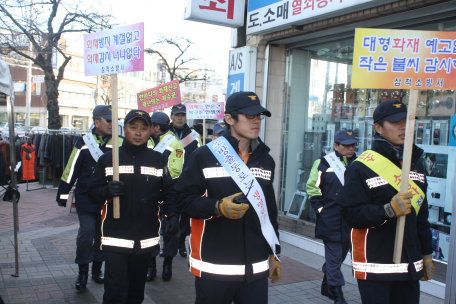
[306,130,358,304]
[175,91,281,304]
[57,105,118,290]
[340,101,433,304]
[88,109,179,304]
[211,122,227,140]
[169,104,202,258]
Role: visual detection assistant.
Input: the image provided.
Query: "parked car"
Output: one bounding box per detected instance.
[16,126,34,138]
[60,127,80,131]
[0,122,23,129]
[29,126,47,134]
[0,127,9,139]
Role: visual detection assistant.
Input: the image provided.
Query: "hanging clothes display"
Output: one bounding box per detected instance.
[21,143,36,181]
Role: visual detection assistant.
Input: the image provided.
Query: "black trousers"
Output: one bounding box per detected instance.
[322,240,350,286]
[357,279,420,304]
[103,251,151,304]
[195,277,268,304]
[76,211,104,265]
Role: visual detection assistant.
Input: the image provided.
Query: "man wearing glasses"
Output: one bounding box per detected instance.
[57,105,122,291]
[175,91,281,303]
[306,130,359,304]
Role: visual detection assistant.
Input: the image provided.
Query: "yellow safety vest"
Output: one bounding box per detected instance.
[355,150,425,215]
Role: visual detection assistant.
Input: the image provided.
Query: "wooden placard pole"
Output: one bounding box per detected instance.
[111,74,120,219]
[393,89,419,264]
[203,119,206,145]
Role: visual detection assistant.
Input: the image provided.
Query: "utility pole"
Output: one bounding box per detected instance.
[25,0,33,126]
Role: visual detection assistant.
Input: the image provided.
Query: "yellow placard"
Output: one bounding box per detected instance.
[352,28,456,90]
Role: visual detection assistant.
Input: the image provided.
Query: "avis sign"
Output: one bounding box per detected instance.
[184,0,245,28]
[227,46,257,99]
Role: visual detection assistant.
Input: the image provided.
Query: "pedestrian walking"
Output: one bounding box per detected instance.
[340,101,433,304]
[88,109,179,304]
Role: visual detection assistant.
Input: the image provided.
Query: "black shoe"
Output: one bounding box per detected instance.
[91,261,104,284]
[162,257,173,282]
[159,249,164,257]
[75,264,89,291]
[178,242,188,257]
[321,275,335,299]
[328,286,347,304]
[146,257,157,281]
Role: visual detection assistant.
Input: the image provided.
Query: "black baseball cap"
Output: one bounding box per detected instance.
[125,109,152,126]
[150,112,169,125]
[213,122,227,135]
[193,123,203,135]
[225,91,271,117]
[334,129,358,145]
[171,104,186,115]
[373,100,407,123]
[93,105,112,120]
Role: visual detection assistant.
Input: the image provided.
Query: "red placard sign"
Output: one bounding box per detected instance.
[137,80,181,113]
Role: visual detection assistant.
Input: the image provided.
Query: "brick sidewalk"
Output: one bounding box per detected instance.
[0,183,444,304]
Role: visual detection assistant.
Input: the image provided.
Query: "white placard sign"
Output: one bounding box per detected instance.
[186,102,225,120]
[184,0,246,28]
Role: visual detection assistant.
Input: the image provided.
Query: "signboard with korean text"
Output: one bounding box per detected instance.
[137,80,181,113]
[184,0,245,28]
[186,102,225,119]
[246,0,389,35]
[84,23,144,77]
[227,46,257,99]
[352,28,456,90]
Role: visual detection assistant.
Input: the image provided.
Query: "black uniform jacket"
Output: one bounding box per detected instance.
[170,124,200,166]
[56,129,117,213]
[88,140,178,255]
[340,136,432,281]
[308,152,355,243]
[174,129,280,283]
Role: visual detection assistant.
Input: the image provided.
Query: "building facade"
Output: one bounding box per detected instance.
[246,0,456,300]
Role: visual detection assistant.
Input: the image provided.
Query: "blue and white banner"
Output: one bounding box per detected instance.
[207,137,280,259]
[246,0,381,35]
[227,46,257,99]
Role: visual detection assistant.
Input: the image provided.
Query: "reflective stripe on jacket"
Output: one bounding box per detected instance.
[340,137,432,281]
[175,128,280,282]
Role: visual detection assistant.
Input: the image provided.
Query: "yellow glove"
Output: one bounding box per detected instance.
[420,254,434,281]
[215,192,249,219]
[384,192,413,218]
[268,255,281,283]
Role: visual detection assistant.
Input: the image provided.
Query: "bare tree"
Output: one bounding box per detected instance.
[0,0,114,129]
[145,34,212,84]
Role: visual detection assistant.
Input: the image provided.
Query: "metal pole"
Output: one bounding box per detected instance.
[6,94,19,277]
[26,0,33,126]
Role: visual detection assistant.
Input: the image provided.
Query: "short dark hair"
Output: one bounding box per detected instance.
[425,153,436,163]
[375,119,384,127]
[152,122,169,133]
[93,115,102,122]
[223,111,238,126]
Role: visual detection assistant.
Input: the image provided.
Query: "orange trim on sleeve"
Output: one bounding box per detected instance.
[352,228,368,280]
[190,218,205,277]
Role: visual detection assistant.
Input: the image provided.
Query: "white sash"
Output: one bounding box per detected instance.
[180,130,200,148]
[83,133,104,162]
[154,134,177,154]
[207,137,280,260]
[323,152,346,185]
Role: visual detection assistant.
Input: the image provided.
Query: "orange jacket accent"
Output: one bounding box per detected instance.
[21,143,36,181]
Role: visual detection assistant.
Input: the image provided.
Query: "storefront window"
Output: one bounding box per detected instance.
[72,115,88,130]
[281,21,456,284]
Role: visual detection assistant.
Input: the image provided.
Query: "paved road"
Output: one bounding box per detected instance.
[0,183,443,303]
